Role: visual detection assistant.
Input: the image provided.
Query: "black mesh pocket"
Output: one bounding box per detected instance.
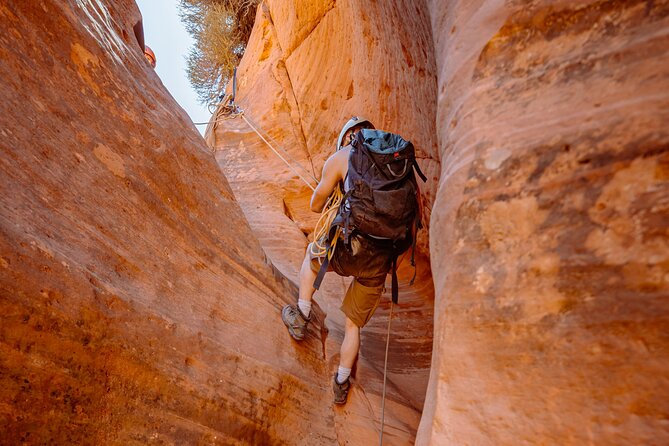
[372,188,409,219]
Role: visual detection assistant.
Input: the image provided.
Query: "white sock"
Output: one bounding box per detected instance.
[336,366,351,384]
[297,299,311,317]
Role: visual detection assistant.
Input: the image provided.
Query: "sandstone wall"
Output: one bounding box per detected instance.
[4,0,668,444]
[207,0,438,443]
[0,1,335,444]
[420,1,669,444]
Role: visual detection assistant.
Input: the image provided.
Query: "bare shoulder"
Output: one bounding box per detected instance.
[326,147,350,180]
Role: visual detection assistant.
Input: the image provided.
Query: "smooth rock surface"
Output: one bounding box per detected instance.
[0,1,334,444]
[207,1,437,443]
[3,0,668,444]
[420,1,669,444]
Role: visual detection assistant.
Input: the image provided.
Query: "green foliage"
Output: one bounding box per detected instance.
[179,0,258,104]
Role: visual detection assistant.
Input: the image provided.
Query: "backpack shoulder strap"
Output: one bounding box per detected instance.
[391,254,399,304]
[312,221,341,289]
[413,158,427,182]
[313,249,330,290]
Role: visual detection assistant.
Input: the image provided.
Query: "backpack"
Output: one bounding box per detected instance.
[313,129,427,303]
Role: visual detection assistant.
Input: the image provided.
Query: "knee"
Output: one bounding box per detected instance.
[345,317,360,333]
[301,249,312,270]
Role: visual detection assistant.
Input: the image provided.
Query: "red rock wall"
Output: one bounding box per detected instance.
[5,0,667,444]
[207,1,438,443]
[0,1,336,444]
[420,0,669,444]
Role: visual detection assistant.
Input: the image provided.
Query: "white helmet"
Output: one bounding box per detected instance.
[336,116,374,150]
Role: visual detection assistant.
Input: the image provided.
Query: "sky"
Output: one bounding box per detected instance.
[135,0,211,134]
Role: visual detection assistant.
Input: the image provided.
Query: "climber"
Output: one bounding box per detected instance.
[281,116,426,405]
[144,45,156,68]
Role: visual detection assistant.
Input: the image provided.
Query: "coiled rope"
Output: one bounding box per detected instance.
[309,184,343,261]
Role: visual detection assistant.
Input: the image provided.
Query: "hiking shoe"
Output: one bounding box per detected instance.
[281,304,310,341]
[333,373,351,405]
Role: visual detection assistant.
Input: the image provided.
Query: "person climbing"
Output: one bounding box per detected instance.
[281,116,426,405]
[143,45,156,68]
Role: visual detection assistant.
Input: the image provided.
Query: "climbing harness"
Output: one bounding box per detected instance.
[379,301,394,446]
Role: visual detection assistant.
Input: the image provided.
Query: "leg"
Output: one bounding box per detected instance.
[339,317,360,369]
[333,316,359,404]
[333,277,384,403]
[299,248,317,303]
[282,246,320,341]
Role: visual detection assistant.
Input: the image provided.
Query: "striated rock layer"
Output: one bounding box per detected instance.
[0,1,335,444]
[207,1,438,443]
[420,1,669,444]
[3,0,668,444]
[212,0,669,444]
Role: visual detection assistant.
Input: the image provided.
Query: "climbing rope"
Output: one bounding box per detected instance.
[379,300,394,445]
[197,94,344,263]
[195,97,318,192]
[242,111,317,181]
[198,95,348,256]
[192,94,244,125]
[309,184,343,261]
[240,113,317,192]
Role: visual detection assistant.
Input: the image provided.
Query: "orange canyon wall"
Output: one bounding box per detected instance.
[212,0,669,445]
[206,1,438,443]
[1,0,668,445]
[420,0,669,444]
[0,1,336,444]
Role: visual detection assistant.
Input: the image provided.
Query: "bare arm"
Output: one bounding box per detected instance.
[310,149,348,212]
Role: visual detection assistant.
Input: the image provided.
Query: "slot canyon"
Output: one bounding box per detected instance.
[1,0,668,445]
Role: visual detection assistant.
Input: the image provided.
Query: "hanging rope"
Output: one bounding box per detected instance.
[243,115,319,187]
[196,98,318,191]
[201,96,343,262]
[240,113,318,190]
[379,301,394,445]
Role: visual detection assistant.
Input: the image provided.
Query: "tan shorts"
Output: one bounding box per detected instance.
[309,233,393,328]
